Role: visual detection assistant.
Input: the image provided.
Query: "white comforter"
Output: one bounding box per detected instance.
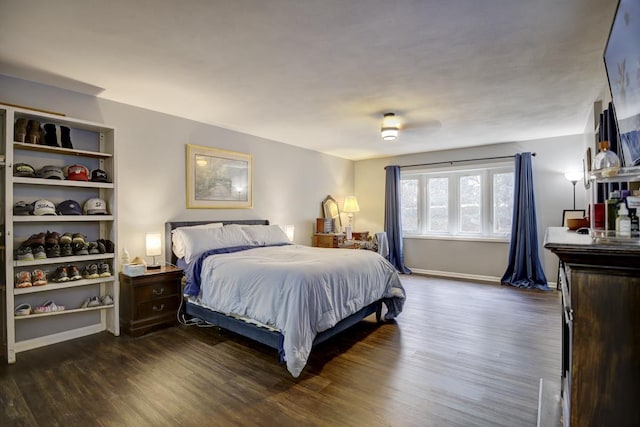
[195,244,405,377]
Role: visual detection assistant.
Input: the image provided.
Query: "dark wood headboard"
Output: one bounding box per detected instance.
[164,219,269,265]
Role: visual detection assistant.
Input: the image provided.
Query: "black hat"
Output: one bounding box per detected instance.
[91,168,109,183]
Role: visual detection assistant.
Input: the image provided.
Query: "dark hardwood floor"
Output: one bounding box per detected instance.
[1,275,562,426]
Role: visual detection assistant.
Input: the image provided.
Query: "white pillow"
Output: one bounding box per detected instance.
[242,224,291,246]
[172,222,223,259]
[180,224,254,264]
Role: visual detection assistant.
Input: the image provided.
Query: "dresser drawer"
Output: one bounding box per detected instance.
[134,281,180,301]
[313,233,345,248]
[135,296,180,319]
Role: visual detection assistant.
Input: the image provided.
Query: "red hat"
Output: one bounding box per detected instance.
[66,164,89,181]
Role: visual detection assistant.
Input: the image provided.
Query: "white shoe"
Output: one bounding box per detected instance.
[100,295,114,305]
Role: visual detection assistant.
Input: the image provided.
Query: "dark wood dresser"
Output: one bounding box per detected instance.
[544,227,640,426]
[119,265,183,336]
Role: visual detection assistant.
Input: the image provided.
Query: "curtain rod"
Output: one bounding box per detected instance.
[386,152,536,169]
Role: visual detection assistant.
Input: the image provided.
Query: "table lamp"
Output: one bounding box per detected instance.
[343,196,360,240]
[145,232,162,269]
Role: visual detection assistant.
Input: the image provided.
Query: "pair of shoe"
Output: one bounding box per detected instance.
[15,269,47,287]
[16,244,50,261]
[82,263,111,279]
[17,119,43,145]
[80,294,113,309]
[42,123,73,148]
[48,265,79,282]
[97,238,115,253]
[33,300,65,314]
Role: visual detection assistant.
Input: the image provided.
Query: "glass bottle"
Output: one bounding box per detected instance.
[592,140,621,177]
[630,208,639,237]
[616,203,631,237]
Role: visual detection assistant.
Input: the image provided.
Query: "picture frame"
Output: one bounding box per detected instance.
[562,209,586,227]
[583,147,592,189]
[186,144,252,209]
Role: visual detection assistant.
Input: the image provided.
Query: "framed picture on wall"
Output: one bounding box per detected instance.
[186,144,253,209]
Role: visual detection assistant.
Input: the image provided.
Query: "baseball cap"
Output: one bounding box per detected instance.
[37,165,64,180]
[32,199,57,216]
[13,201,34,216]
[66,164,89,181]
[13,163,36,177]
[91,169,109,183]
[83,198,108,215]
[56,200,82,215]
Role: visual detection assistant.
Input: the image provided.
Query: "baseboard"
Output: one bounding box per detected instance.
[408,268,501,284]
[408,268,559,289]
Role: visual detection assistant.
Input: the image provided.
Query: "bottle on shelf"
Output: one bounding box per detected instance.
[630,208,639,237]
[606,190,621,232]
[592,140,621,177]
[615,203,631,237]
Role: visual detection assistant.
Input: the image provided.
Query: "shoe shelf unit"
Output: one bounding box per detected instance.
[2,103,120,363]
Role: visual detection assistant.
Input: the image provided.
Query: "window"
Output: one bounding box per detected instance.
[401,163,514,239]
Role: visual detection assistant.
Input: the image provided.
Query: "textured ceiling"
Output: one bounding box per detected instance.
[0,0,619,160]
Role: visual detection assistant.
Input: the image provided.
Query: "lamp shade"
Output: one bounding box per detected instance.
[381,113,399,141]
[343,196,360,213]
[145,232,162,257]
[564,171,583,183]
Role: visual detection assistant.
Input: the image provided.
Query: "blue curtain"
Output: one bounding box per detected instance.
[384,166,411,274]
[501,153,549,290]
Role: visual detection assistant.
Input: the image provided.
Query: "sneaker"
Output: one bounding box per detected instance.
[88,242,100,254]
[72,233,86,244]
[50,266,69,282]
[96,240,106,254]
[45,244,61,258]
[59,232,73,244]
[31,269,47,286]
[82,264,99,279]
[15,303,31,316]
[60,243,73,257]
[73,242,89,256]
[100,295,114,305]
[32,245,47,260]
[15,271,32,288]
[81,296,100,307]
[16,245,35,261]
[45,231,60,246]
[67,265,81,280]
[25,232,46,247]
[99,263,111,277]
[104,239,115,253]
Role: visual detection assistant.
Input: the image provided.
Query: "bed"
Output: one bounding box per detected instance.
[165,219,405,377]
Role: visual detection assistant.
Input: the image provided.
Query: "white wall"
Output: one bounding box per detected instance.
[354,135,587,283]
[0,75,354,261]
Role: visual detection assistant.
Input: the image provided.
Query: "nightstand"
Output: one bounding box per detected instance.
[119,265,183,336]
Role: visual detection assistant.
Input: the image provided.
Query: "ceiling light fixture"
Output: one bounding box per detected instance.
[381,113,399,141]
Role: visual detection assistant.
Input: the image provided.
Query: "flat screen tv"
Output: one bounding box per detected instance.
[604,0,640,166]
